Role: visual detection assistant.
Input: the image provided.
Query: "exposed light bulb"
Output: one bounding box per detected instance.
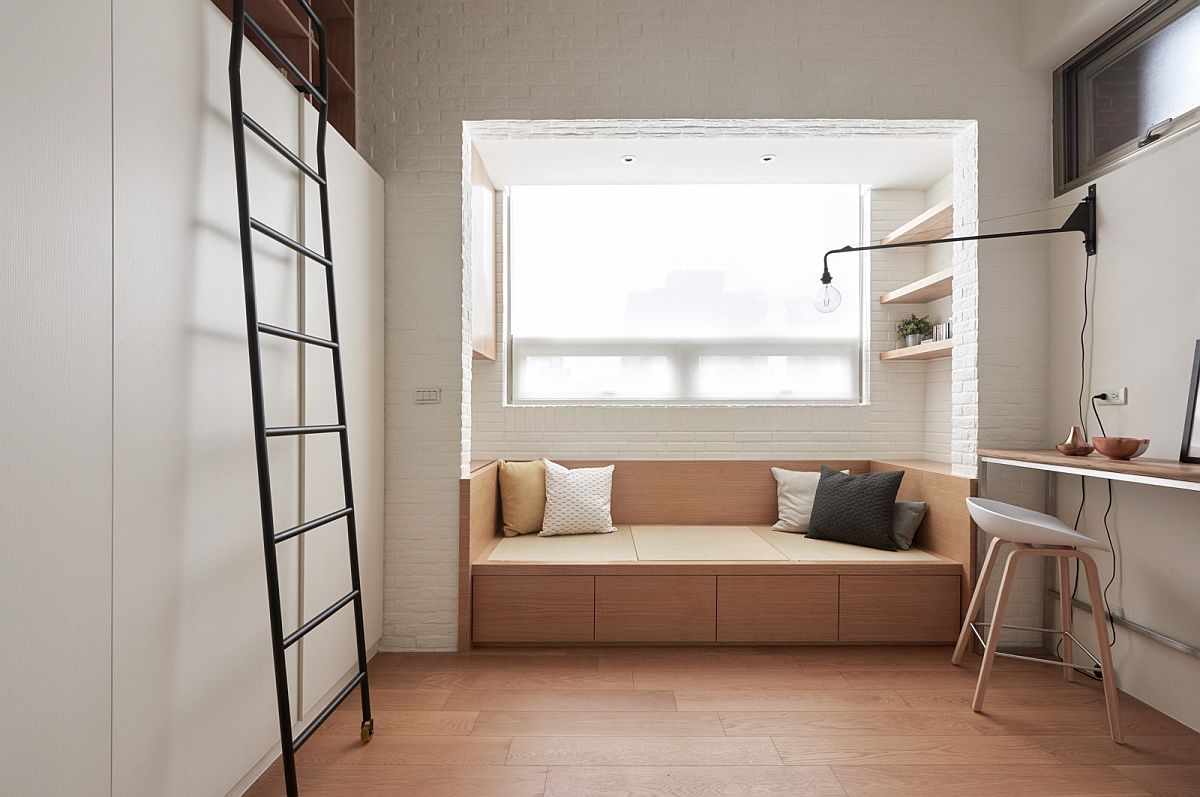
[813,283,842,313]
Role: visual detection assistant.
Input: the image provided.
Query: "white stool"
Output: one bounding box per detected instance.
[952,497,1123,743]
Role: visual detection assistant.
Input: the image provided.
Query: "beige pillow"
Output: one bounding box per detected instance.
[771,467,822,533]
[499,459,547,536]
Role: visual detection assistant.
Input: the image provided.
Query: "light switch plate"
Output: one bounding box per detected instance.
[415,388,441,404]
[1094,387,1127,405]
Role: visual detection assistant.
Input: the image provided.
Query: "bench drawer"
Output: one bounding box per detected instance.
[717,575,838,642]
[595,575,716,643]
[839,574,961,642]
[473,575,594,643]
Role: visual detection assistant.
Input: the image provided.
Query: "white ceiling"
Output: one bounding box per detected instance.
[473,135,954,190]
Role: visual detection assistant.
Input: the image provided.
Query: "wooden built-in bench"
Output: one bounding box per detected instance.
[458,459,976,649]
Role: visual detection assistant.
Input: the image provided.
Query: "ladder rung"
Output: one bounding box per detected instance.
[258,322,338,350]
[265,424,345,437]
[250,218,333,267]
[283,590,359,649]
[243,13,327,105]
[275,507,353,544]
[292,670,367,751]
[243,114,326,185]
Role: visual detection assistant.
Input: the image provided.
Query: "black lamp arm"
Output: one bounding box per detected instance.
[820,184,1097,284]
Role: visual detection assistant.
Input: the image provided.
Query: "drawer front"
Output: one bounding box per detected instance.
[717,575,838,643]
[839,574,961,643]
[473,575,594,643]
[595,575,716,643]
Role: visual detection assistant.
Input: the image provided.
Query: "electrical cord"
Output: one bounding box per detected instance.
[1056,252,1120,677]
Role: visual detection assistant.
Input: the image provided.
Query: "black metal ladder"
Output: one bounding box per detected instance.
[227,2,372,794]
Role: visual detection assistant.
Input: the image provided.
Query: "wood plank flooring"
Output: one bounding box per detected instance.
[246,646,1200,796]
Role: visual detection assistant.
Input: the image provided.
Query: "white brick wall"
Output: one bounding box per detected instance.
[358,0,1052,650]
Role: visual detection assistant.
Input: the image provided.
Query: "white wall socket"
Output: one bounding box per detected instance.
[1094,387,1127,405]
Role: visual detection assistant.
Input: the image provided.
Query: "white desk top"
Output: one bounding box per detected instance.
[980,449,1200,493]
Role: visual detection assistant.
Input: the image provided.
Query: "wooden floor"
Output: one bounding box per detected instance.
[247,646,1200,796]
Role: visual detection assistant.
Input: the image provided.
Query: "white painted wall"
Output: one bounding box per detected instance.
[4,2,385,793]
[1046,128,1200,731]
[1,3,113,794]
[360,0,1050,650]
[1019,0,1142,69]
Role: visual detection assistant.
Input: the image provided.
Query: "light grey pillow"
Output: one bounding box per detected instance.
[539,461,617,536]
[771,467,822,533]
[892,500,928,550]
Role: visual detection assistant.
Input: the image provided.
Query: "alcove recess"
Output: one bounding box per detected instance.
[213,0,357,147]
[878,196,954,362]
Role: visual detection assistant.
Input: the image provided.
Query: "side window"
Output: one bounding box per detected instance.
[1055,0,1200,194]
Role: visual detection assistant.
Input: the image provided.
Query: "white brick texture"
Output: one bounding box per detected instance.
[358,0,1052,650]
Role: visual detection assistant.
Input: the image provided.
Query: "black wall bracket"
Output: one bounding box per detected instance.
[820,183,1098,284]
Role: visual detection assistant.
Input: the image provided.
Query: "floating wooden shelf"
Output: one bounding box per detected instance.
[880,268,953,305]
[882,198,954,246]
[880,338,953,362]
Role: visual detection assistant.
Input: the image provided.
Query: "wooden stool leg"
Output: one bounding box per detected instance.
[953,536,1004,666]
[1059,555,1074,683]
[1079,552,1124,744]
[972,546,1026,712]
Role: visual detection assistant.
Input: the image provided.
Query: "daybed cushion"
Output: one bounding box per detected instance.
[488,526,638,561]
[632,525,786,561]
[540,462,617,536]
[808,466,903,551]
[486,524,938,563]
[499,458,547,536]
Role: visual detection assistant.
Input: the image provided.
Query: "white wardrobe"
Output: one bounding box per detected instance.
[3,2,384,795]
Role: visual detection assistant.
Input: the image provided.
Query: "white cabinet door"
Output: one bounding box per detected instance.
[111,4,303,795]
[1,3,114,795]
[298,106,385,717]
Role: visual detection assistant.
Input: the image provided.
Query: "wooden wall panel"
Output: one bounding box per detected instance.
[595,576,717,643]
[873,459,977,616]
[717,576,838,642]
[473,576,594,643]
[459,461,500,650]
[555,460,870,525]
[469,146,497,360]
[839,575,961,642]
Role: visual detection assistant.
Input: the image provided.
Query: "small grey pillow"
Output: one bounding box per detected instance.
[892,500,927,550]
[770,467,822,533]
[808,466,903,551]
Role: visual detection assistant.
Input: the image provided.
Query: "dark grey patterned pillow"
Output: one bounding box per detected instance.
[807,466,903,551]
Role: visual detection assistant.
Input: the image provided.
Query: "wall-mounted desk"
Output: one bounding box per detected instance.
[979,448,1200,494]
[978,448,1200,658]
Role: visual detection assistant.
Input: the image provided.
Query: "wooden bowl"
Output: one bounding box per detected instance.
[1056,443,1094,457]
[1092,436,1150,461]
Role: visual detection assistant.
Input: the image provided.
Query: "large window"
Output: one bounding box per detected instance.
[507,184,864,404]
[1055,0,1200,194]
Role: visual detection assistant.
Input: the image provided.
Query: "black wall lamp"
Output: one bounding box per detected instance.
[814,184,1098,313]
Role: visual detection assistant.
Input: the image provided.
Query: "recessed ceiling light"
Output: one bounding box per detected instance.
[619,154,637,164]
[760,153,777,163]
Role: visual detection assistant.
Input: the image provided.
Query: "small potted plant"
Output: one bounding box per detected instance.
[897,314,933,348]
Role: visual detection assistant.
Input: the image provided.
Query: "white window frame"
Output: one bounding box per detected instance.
[1054,0,1200,195]
[503,188,868,407]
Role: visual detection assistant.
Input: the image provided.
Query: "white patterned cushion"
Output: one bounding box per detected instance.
[539,461,617,536]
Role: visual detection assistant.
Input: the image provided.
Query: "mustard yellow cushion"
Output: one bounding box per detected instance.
[499,458,547,536]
